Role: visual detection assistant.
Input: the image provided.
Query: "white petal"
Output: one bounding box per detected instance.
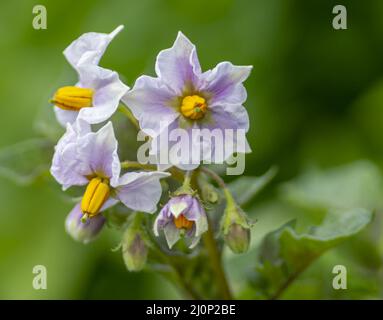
[77,122,121,185]
[50,120,92,190]
[64,25,124,69]
[115,171,170,213]
[163,223,181,249]
[155,31,202,95]
[77,64,129,124]
[122,75,179,137]
[201,62,252,105]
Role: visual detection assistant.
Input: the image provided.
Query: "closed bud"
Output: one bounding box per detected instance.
[221,190,253,254]
[224,223,250,254]
[122,215,148,272]
[65,203,105,244]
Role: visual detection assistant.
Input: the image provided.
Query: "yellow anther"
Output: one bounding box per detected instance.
[180,95,207,120]
[173,214,194,230]
[81,177,110,218]
[51,86,94,111]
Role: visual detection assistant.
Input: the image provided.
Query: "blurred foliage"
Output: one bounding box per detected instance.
[1,0,383,299]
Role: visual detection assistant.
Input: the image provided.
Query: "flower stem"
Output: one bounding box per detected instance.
[202,216,232,300]
[118,105,140,130]
[121,160,157,171]
[120,160,185,182]
[200,166,227,190]
[195,168,233,299]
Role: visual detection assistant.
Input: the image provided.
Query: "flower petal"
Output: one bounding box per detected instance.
[163,222,181,249]
[50,120,92,190]
[77,121,121,185]
[201,62,252,105]
[114,171,170,213]
[122,75,179,136]
[54,107,78,127]
[64,25,124,69]
[155,31,202,95]
[153,205,171,236]
[184,197,208,238]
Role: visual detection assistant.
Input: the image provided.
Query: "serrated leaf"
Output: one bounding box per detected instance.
[281,161,383,210]
[0,138,53,185]
[253,208,373,299]
[228,166,277,206]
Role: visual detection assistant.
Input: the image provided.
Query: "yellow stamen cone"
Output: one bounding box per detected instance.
[180,95,207,120]
[51,86,94,111]
[81,177,110,218]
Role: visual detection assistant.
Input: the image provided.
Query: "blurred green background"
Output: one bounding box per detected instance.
[1,0,383,299]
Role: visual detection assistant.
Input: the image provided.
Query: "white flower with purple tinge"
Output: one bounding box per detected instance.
[154,194,208,249]
[50,119,170,229]
[123,32,252,170]
[51,25,128,126]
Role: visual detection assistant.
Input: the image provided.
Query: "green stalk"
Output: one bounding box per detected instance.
[194,168,233,300]
[118,105,140,130]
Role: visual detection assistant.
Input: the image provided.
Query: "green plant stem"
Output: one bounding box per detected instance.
[270,254,320,300]
[121,160,185,183]
[118,105,140,130]
[202,218,233,300]
[195,168,233,299]
[121,160,157,171]
[145,221,201,299]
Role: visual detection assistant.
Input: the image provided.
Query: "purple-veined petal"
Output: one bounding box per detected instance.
[77,121,121,185]
[50,120,92,190]
[64,25,124,69]
[184,196,208,238]
[201,62,252,105]
[122,75,179,137]
[114,171,170,213]
[153,205,171,236]
[155,31,202,95]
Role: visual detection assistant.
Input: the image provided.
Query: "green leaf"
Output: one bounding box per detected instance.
[228,166,277,206]
[253,207,373,299]
[0,138,53,185]
[281,161,383,211]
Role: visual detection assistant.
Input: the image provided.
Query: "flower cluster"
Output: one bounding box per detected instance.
[49,26,253,266]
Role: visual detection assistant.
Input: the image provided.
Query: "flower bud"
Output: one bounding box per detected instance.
[122,215,148,272]
[154,194,208,249]
[224,222,250,254]
[65,203,105,244]
[221,190,253,254]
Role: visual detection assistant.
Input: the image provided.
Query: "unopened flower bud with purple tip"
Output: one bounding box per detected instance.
[222,190,253,254]
[154,194,208,249]
[122,214,148,272]
[65,203,105,244]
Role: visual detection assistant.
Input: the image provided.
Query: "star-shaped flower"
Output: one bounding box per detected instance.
[50,120,170,242]
[123,32,252,170]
